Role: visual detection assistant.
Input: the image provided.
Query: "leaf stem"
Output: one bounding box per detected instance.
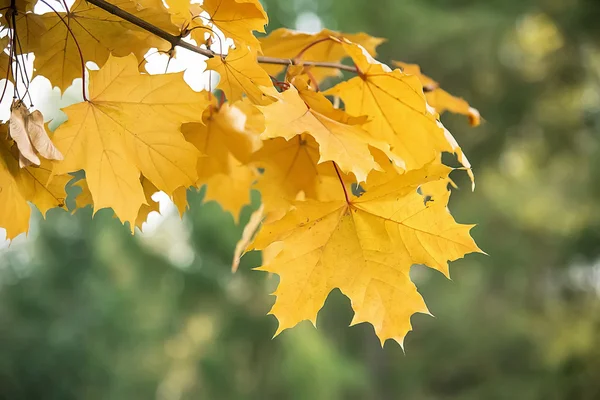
[332,161,350,204]
[84,0,358,73]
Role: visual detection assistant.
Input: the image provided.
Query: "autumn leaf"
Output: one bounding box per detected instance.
[182,102,261,219]
[33,0,177,91]
[135,177,160,229]
[202,158,257,220]
[232,203,263,272]
[74,175,161,229]
[251,134,352,218]
[205,46,276,104]
[52,54,209,229]
[201,0,267,49]
[260,28,385,81]
[0,0,484,346]
[0,36,10,82]
[0,127,69,240]
[394,61,481,126]
[326,41,473,179]
[258,86,381,183]
[250,163,481,345]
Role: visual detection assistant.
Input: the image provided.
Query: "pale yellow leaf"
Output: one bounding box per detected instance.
[206,46,276,105]
[52,54,209,229]
[201,0,267,49]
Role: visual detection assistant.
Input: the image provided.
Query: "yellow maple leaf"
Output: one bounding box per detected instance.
[251,134,350,218]
[202,158,257,221]
[393,61,481,126]
[135,177,160,229]
[0,37,10,82]
[250,163,481,345]
[74,175,160,230]
[232,203,263,272]
[325,41,473,180]
[182,102,261,219]
[258,86,380,183]
[0,128,69,239]
[206,46,276,104]
[33,0,177,91]
[52,54,209,229]
[201,0,267,49]
[182,102,262,178]
[260,28,385,81]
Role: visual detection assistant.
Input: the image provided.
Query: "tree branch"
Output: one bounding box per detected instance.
[84,0,358,73]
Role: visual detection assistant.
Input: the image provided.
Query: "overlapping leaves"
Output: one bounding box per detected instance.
[0,0,483,346]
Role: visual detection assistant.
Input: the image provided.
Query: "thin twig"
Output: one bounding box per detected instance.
[12,9,34,106]
[85,0,359,73]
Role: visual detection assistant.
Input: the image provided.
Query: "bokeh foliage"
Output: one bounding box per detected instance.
[2,0,600,398]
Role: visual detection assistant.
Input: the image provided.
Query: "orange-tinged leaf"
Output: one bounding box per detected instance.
[34,0,177,91]
[0,128,68,240]
[201,0,267,49]
[52,54,209,229]
[250,163,481,345]
[260,28,385,81]
[394,61,481,126]
[205,46,276,104]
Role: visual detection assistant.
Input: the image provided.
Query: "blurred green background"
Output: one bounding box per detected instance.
[2,0,600,398]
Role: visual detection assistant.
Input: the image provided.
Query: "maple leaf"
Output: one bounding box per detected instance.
[205,46,276,105]
[250,163,481,345]
[257,86,381,183]
[202,159,256,220]
[201,0,267,49]
[326,41,473,179]
[250,134,351,218]
[182,102,261,219]
[0,127,69,240]
[0,37,10,82]
[52,54,209,229]
[33,0,177,91]
[394,61,481,126]
[232,203,263,272]
[74,175,161,229]
[260,28,385,81]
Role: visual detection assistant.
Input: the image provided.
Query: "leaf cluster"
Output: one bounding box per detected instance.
[0,0,482,345]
